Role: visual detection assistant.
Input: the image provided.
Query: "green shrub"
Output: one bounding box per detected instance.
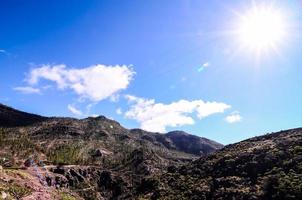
[47,144,85,165]
[0,129,37,157]
[59,191,76,200]
[293,146,302,154]
[264,170,302,199]
[6,184,32,199]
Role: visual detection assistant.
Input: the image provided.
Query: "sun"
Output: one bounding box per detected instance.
[237,5,287,53]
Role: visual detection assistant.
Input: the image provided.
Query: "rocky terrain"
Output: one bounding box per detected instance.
[137,128,302,200]
[0,104,222,200]
[0,104,301,200]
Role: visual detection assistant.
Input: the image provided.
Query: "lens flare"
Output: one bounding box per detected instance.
[237,5,288,54]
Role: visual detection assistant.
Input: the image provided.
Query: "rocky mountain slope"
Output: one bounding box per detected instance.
[166,131,223,156]
[0,104,47,127]
[1,104,301,200]
[137,128,302,200]
[0,104,222,199]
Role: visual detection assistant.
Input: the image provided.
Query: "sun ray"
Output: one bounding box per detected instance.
[235,3,288,56]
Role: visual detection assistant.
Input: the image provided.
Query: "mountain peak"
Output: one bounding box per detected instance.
[166,130,190,136]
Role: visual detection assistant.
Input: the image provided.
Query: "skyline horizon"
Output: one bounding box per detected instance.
[1,0,302,144]
[1,102,300,145]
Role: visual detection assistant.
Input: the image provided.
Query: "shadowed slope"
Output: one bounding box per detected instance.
[0,104,47,127]
[137,128,302,200]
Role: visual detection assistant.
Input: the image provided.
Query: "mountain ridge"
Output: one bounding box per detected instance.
[0,104,47,127]
[0,103,301,199]
[0,103,224,199]
[0,103,223,156]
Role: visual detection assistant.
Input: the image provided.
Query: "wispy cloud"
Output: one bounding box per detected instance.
[116,108,122,115]
[124,95,230,132]
[110,94,120,102]
[25,64,135,102]
[13,86,41,94]
[67,104,83,116]
[0,49,10,56]
[225,112,242,123]
[67,103,100,118]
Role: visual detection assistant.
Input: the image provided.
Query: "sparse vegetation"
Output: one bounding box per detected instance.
[58,191,77,200]
[47,144,86,165]
[1,104,302,199]
[0,183,32,199]
[0,128,38,157]
[136,129,302,199]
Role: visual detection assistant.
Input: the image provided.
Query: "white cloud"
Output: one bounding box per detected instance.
[13,86,41,94]
[124,95,230,133]
[67,103,100,118]
[116,108,122,115]
[109,94,120,102]
[196,101,230,119]
[67,104,83,116]
[85,103,95,113]
[42,85,53,90]
[26,64,135,102]
[225,112,242,123]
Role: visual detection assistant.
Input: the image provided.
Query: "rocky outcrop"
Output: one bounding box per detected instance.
[48,166,132,199]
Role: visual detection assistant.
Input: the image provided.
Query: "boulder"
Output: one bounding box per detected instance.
[52,166,66,175]
[93,149,103,157]
[1,191,7,199]
[24,158,33,167]
[98,171,112,189]
[69,169,85,182]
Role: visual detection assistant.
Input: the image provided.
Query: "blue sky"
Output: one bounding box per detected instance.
[1,0,302,144]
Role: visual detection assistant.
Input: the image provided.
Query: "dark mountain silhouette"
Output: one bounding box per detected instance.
[0,104,47,127]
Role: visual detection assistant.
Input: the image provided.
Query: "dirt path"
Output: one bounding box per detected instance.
[22,167,55,200]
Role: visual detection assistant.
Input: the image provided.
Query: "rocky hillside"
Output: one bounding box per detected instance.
[166,131,223,156]
[2,104,300,200]
[0,104,222,199]
[137,128,302,200]
[0,104,47,127]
